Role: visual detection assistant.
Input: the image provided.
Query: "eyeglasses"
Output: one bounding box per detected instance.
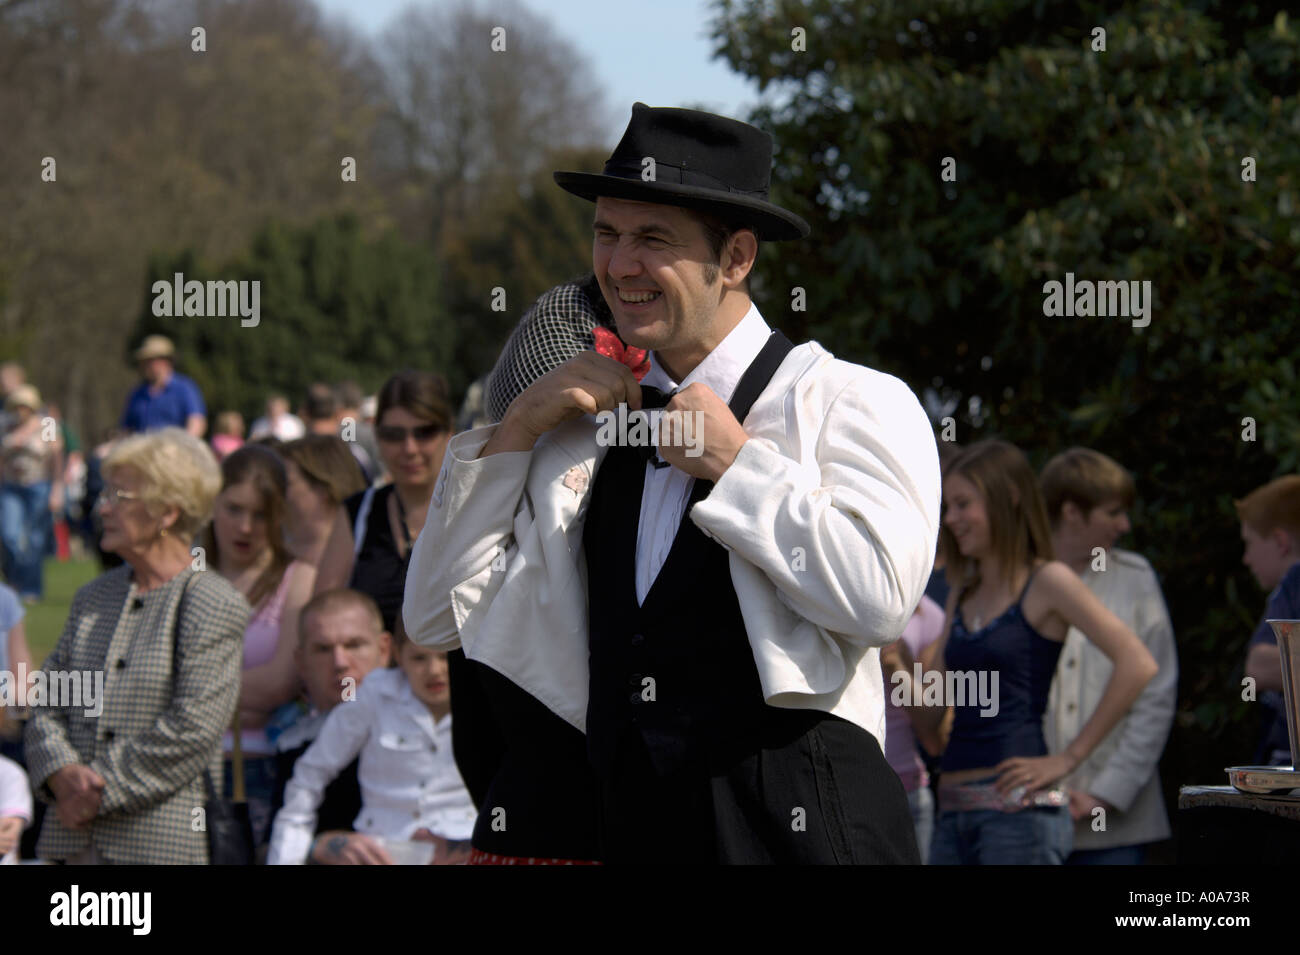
[98,485,142,508]
[376,423,443,444]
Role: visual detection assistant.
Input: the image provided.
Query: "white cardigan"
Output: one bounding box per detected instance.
[403,340,941,749]
[1045,548,1178,849]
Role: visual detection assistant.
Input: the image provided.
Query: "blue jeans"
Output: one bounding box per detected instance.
[1067,843,1147,865]
[0,481,50,599]
[929,805,1073,865]
[909,786,934,865]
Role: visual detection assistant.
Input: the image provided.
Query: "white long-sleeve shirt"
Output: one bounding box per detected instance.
[403,316,941,749]
[266,667,477,865]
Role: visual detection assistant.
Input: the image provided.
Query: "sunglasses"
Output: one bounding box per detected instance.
[376,423,443,443]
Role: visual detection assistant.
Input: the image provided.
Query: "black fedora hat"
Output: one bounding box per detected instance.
[554,103,810,241]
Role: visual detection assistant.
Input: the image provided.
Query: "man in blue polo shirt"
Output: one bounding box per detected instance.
[119,335,207,437]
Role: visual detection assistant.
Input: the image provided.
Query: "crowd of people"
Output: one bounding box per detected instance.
[0,102,1297,866]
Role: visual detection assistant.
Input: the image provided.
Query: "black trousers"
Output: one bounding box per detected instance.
[595,712,920,865]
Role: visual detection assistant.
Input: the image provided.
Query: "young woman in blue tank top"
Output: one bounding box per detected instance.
[916,440,1158,864]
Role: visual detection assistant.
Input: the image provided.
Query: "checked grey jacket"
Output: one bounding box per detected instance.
[25,566,249,864]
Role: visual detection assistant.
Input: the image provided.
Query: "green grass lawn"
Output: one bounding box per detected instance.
[22,558,100,666]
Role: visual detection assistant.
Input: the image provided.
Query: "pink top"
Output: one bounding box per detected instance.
[224,560,300,756]
[883,594,945,791]
[211,434,243,460]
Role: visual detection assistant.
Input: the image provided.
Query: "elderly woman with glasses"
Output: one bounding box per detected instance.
[23,427,250,864]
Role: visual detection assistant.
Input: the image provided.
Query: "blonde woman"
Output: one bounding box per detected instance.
[23,428,249,864]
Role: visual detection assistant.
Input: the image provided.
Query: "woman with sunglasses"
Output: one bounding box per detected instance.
[315,371,452,634]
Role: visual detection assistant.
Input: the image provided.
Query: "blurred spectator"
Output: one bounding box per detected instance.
[317,371,451,632]
[203,445,316,847]
[302,383,373,482]
[925,438,964,610]
[1236,475,1300,765]
[271,589,392,864]
[280,435,367,566]
[880,594,947,863]
[0,579,32,758]
[335,381,380,480]
[0,753,31,864]
[455,376,492,433]
[211,411,246,461]
[301,383,340,436]
[249,394,305,444]
[1,385,64,602]
[1042,448,1177,865]
[24,428,248,863]
[267,612,475,865]
[45,402,84,561]
[120,336,207,437]
[83,429,127,570]
[0,362,27,435]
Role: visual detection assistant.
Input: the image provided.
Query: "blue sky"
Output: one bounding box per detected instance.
[315,0,762,128]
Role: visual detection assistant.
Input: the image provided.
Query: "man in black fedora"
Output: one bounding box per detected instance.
[407,103,940,863]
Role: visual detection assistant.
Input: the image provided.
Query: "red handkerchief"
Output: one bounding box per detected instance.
[592,326,650,381]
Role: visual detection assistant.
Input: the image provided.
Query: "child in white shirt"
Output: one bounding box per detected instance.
[268,623,476,864]
[0,754,32,864]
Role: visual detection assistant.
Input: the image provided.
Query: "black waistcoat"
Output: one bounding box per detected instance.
[583,331,796,777]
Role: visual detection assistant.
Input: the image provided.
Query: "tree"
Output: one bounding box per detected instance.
[130,214,451,424]
[712,0,1300,796]
[438,144,611,387]
[0,0,387,439]
[374,0,610,244]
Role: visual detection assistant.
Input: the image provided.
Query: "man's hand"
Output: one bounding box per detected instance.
[484,352,642,456]
[50,764,104,830]
[1068,789,1114,823]
[0,816,23,855]
[655,384,749,482]
[413,828,472,865]
[310,831,394,865]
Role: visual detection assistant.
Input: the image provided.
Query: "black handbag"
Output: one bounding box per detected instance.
[203,709,254,865]
[175,573,255,865]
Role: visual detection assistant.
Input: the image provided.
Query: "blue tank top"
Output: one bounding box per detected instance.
[940,567,1064,772]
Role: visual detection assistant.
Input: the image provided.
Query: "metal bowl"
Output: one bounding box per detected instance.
[1225,765,1300,795]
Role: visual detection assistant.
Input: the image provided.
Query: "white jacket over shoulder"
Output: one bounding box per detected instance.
[403,339,941,746]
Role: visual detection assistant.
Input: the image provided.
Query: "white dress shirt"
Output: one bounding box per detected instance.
[1045,548,1178,849]
[267,667,477,864]
[635,304,771,603]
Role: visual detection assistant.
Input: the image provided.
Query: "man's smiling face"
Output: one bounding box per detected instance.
[592,196,725,363]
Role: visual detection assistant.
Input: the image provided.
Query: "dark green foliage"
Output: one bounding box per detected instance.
[131,215,451,423]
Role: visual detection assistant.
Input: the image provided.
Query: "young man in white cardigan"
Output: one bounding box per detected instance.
[405,103,941,864]
[1041,448,1178,864]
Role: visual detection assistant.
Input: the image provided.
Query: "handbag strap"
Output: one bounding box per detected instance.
[229,705,246,803]
[173,571,246,803]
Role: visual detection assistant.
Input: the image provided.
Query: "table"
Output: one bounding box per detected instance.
[1178,785,1300,863]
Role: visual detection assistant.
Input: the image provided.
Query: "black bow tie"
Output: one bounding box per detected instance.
[628,386,678,468]
[637,385,677,410]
